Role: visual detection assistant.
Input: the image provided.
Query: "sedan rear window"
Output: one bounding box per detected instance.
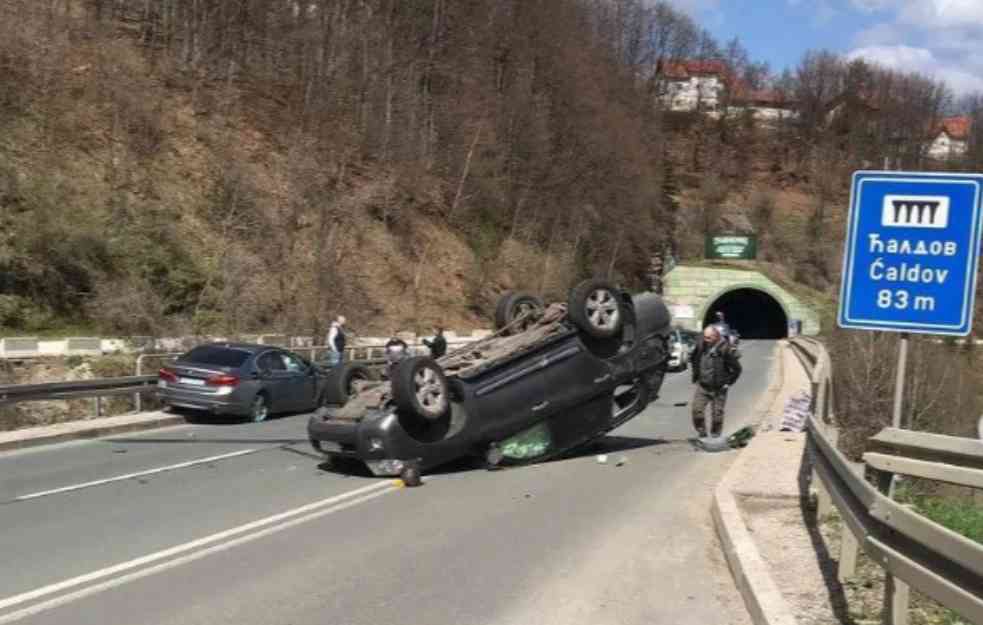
[181,346,250,368]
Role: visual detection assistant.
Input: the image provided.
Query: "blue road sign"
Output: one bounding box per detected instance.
[839,171,983,336]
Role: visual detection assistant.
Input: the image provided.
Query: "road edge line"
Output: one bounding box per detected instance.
[0,414,189,453]
[711,341,799,625]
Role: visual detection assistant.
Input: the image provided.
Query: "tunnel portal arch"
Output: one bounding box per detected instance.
[699,284,789,339]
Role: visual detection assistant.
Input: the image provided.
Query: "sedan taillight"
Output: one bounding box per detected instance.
[159,368,178,383]
[206,373,240,387]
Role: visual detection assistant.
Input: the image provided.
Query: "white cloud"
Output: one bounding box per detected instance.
[847,44,983,94]
[897,0,983,28]
[849,0,898,12]
[846,0,983,96]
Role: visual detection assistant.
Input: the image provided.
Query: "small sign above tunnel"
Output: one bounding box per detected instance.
[705,235,757,260]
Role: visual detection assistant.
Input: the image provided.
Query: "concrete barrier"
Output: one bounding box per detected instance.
[1,337,39,358]
[66,337,102,356]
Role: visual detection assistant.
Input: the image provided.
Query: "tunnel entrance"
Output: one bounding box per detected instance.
[703,288,788,339]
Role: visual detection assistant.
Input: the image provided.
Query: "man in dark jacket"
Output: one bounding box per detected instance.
[423,327,447,359]
[691,325,742,438]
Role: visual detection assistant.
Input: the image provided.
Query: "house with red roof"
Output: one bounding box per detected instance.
[657,59,796,121]
[926,116,970,160]
[657,60,730,113]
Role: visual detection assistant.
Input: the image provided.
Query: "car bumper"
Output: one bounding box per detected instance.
[157,386,252,415]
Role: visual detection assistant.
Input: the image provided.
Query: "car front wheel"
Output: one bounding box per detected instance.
[392,356,450,422]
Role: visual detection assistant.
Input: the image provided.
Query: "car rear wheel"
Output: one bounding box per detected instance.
[568,279,624,339]
[392,356,449,422]
[494,291,545,335]
[250,394,269,423]
[323,363,374,406]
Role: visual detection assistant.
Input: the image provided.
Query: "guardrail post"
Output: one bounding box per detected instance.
[135,355,144,413]
[874,469,910,625]
[95,396,103,417]
[837,527,858,582]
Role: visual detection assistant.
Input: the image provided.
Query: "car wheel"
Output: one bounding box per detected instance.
[392,356,449,422]
[250,394,269,423]
[323,363,374,406]
[568,279,624,339]
[494,291,545,335]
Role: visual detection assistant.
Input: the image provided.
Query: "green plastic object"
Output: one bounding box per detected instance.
[500,422,553,460]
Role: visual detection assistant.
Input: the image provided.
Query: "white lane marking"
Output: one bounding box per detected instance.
[14,449,261,501]
[0,485,396,624]
[0,480,393,615]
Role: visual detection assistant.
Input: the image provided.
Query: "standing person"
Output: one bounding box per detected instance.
[712,311,738,346]
[690,325,742,438]
[326,315,347,366]
[423,326,447,359]
[384,331,409,378]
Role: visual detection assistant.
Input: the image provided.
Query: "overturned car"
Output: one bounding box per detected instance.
[307,279,672,477]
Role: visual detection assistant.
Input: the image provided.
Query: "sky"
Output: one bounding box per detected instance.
[668,0,983,97]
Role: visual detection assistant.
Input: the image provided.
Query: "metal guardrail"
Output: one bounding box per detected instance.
[792,337,983,625]
[0,376,158,416]
[0,341,474,414]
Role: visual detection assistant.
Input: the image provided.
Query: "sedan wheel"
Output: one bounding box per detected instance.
[250,394,269,423]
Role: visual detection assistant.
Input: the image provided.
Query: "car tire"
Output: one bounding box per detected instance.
[568,279,624,339]
[250,393,269,423]
[494,291,545,335]
[323,363,373,406]
[391,356,450,422]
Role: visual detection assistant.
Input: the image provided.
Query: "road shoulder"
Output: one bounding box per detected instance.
[0,411,186,452]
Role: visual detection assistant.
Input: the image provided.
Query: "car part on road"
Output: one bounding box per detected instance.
[391,357,449,422]
[568,279,624,339]
[494,291,546,335]
[499,422,552,460]
[400,460,423,487]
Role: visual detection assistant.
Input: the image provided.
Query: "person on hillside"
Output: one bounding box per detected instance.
[423,326,447,359]
[326,315,347,366]
[691,324,742,438]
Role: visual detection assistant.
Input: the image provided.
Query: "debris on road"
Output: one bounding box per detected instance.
[779,390,811,432]
[500,423,552,460]
[596,454,609,464]
[692,426,756,453]
[615,455,627,467]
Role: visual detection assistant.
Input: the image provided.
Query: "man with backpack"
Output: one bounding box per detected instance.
[691,324,742,438]
[423,326,447,359]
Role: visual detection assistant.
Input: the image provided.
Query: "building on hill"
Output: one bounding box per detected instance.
[729,86,796,123]
[926,116,970,160]
[657,59,796,122]
[657,60,730,113]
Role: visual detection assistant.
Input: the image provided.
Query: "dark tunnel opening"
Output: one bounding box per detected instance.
[704,288,789,339]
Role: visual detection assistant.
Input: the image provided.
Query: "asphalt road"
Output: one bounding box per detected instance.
[0,341,778,625]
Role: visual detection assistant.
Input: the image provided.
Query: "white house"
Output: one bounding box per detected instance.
[926,116,970,160]
[658,60,796,121]
[658,60,728,112]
